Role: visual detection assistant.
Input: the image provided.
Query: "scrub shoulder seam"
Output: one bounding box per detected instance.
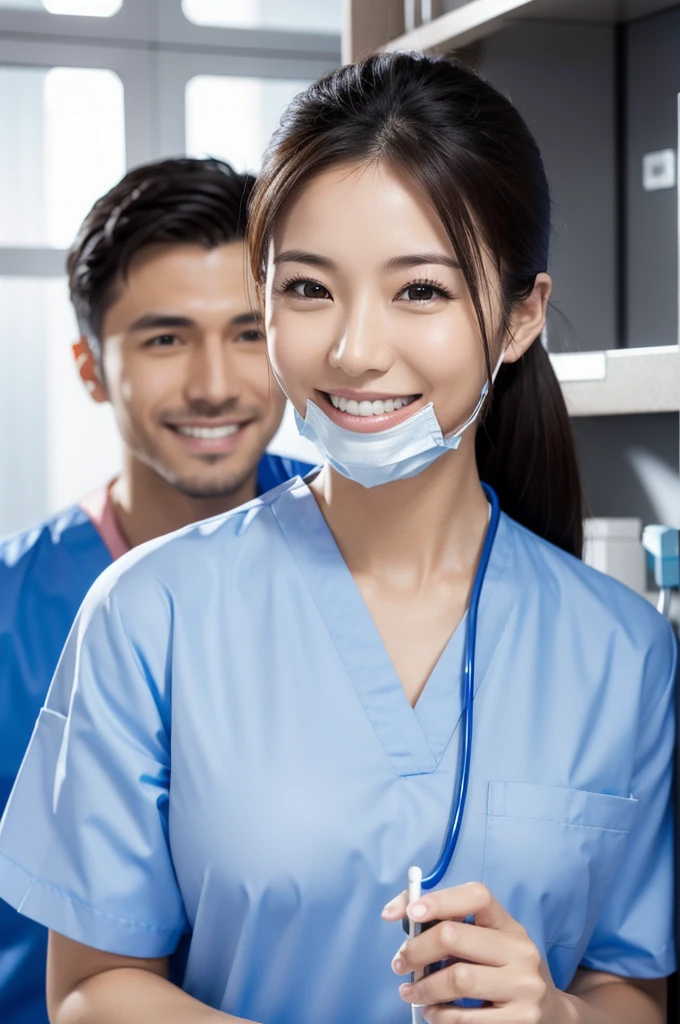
[580,944,674,974]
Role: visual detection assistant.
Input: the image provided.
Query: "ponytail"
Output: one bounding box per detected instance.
[477,341,584,558]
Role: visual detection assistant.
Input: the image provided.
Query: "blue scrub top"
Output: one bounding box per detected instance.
[0,453,313,1024]
[0,477,676,1024]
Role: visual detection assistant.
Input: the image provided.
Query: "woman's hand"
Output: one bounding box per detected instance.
[381,881,575,1023]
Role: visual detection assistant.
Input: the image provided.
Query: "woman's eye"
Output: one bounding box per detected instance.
[400,283,441,302]
[288,280,331,300]
[238,329,265,343]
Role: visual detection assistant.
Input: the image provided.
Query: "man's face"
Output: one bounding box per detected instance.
[83,242,286,498]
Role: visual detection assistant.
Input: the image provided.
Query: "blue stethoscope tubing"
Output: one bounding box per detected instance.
[420,482,501,890]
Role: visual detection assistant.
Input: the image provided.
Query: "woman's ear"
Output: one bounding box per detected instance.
[503,273,552,364]
[72,337,109,403]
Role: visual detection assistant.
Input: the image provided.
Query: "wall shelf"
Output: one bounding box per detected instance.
[364,0,680,57]
[550,346,680,417]
[343,0,680,527]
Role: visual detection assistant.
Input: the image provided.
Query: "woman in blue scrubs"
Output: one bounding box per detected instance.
[0,53,675,1024]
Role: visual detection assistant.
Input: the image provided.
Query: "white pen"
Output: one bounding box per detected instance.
[407,866,425,1024]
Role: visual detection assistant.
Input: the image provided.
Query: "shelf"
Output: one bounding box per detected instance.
[550,346,680,417]
[380,0,680,54]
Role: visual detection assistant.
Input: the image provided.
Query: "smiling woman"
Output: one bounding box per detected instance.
[0,53,673,1024]
[252,59,580,555]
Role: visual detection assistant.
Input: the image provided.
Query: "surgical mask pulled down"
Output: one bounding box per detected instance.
[295,352,504,489]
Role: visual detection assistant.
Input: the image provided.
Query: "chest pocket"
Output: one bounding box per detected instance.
[482,782,637,949]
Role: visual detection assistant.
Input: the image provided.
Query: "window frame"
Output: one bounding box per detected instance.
[158,49,335,157]
[0,0,154,42]
[0,0,341,55]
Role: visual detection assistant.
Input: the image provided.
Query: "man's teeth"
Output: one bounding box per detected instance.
[175,424,240,438]
[328,394,416,417]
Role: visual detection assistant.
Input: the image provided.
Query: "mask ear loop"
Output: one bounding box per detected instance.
[442,348,506,444]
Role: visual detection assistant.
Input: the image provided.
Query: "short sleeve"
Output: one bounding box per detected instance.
[0,565,189,958]
[581,621,677,978]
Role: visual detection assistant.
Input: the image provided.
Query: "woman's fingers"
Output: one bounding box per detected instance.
[381,890,408,921]
[421,1003,526,1023]
[383,882,516,931]
[427,883,516,931]
[383,885,559,1022]
[399,959,548,1009]
[393,919,537,974]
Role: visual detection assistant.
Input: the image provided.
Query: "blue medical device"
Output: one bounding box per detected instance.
[405,485,501,1022]
[421,482,501,890]
[642,525,680,619]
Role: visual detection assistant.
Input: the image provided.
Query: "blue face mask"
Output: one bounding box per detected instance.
[295,356,503,489]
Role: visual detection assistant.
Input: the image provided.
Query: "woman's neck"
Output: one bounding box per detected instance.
[310,437,490,588]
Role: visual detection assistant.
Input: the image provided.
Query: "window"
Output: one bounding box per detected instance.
[0,0,122,14]
[185,74,309,173]
[0,276,121,535]
[182,0,341,33]
[43,279,122,516]
[0,66,125,247]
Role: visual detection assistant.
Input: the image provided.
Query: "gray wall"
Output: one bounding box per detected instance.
[454,18,680,524]
[575,413,680,525]
[625,5,680,349]
[474,21,618,353]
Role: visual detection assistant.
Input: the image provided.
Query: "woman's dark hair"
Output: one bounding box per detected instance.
[68,156,255,365]
[248,52,583,557]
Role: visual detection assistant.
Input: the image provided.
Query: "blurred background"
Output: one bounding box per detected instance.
[0,0,340,537]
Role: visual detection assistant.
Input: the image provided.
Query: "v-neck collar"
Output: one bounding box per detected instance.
[271,479,513,777]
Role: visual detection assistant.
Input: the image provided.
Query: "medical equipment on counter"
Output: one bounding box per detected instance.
[642,525,680,618]
[583,518,646,595]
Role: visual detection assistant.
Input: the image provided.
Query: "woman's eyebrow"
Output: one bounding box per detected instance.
[382,253,461,272]
[272,250,460,272]
[273,249,336,269]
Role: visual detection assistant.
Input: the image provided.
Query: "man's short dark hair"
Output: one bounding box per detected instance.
[67,157,256,363]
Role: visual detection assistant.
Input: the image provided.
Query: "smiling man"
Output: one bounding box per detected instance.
[0,157,314,1024]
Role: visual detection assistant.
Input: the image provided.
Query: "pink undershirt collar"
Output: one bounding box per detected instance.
[78,480,131,561]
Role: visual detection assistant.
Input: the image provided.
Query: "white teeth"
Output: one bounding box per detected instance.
[176,425,239,438]
[327,393,416,417]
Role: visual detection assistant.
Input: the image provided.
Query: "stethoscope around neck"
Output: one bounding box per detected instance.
[403,484,501,1023]
[420,481,501,890]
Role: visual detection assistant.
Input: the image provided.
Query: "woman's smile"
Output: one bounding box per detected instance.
[317,388,423,432]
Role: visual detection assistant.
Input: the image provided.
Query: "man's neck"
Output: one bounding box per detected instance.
[109,453,259,549]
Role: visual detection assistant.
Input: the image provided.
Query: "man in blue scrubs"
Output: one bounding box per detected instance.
[0,157,313,1024]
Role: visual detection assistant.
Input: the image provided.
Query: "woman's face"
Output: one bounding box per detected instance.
[265,161,547,439]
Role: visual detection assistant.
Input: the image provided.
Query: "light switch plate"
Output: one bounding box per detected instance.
[642,149,677,191]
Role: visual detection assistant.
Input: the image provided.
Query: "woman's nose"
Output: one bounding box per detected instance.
[328,303,392,377]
